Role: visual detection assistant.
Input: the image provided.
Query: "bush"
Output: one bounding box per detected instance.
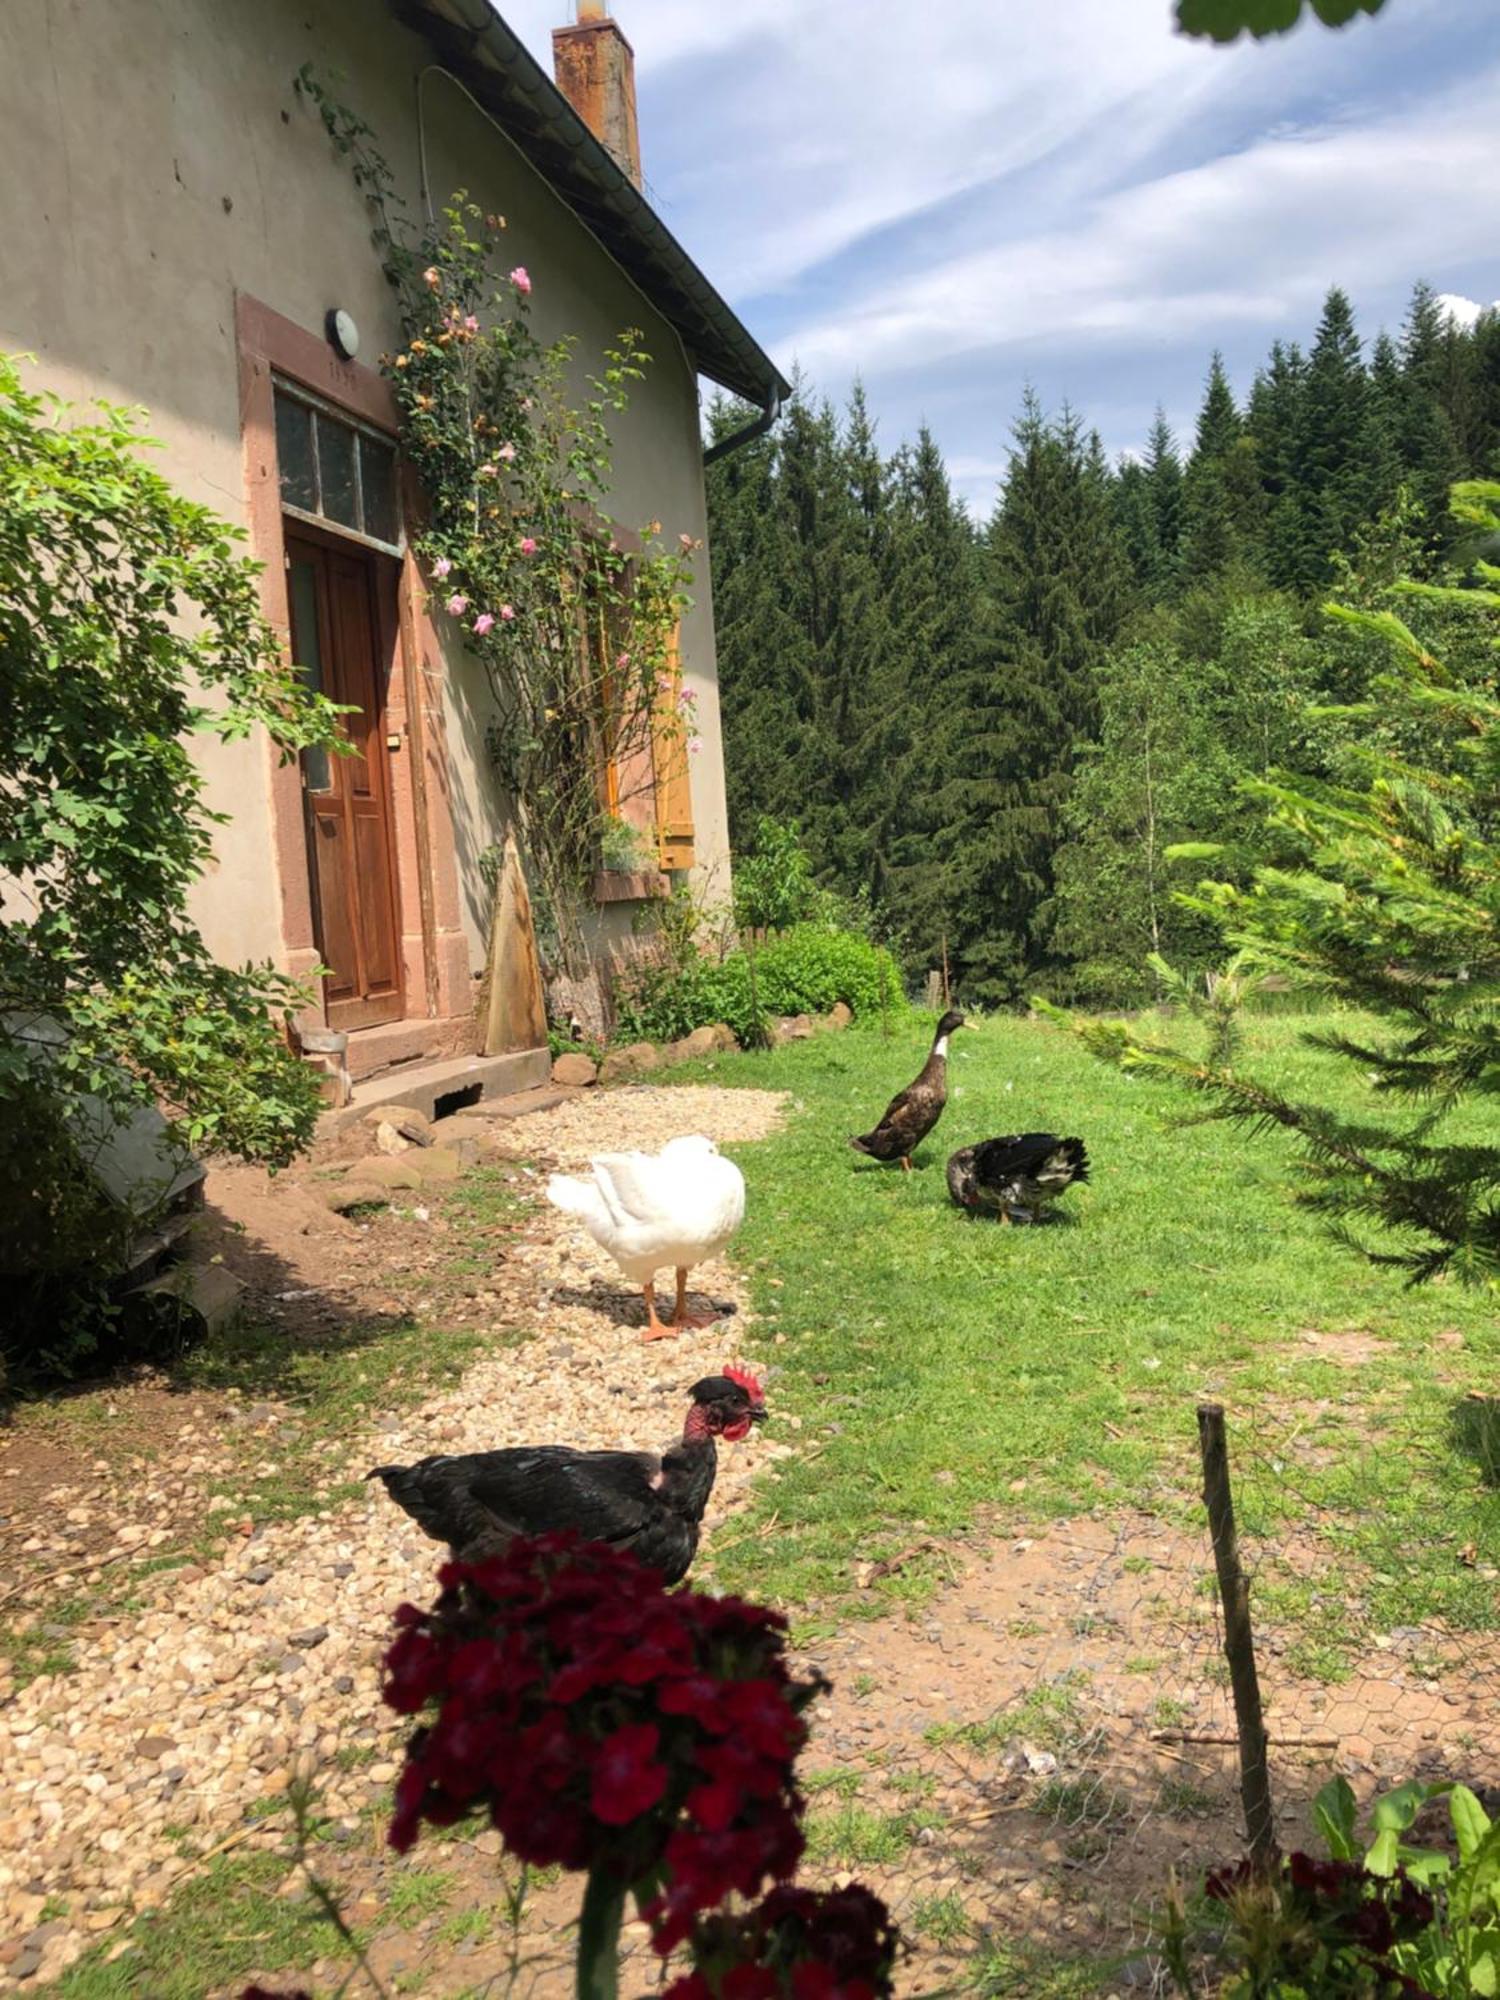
[1,354,342,1382]
[615,923,905,1047]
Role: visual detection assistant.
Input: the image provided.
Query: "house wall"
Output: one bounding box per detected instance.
[0,0,730,1024]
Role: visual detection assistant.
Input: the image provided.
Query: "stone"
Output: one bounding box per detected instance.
[333,1674,355,1695]
[321,1179,390,1215]
[666,1024,720,1064]
[356,1157,423,1191]
[772,1014,814,1044]
[429,1116,487,1145]
[708,1023,740,1051]
[551,1052,598,1088]
[410,1146,462,1185]
[288,1626,328,1650]
[363,1103,431,1133]
[134,1735,176,1761]
[828,1000,854,1029]
[245,1564,273,1585]
[598,1041,660,1085]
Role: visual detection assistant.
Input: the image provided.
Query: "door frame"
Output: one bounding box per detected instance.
[284,523,406,1030]
[235,293,471,1043]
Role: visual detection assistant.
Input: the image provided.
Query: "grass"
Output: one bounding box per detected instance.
[686,1013,1498,1655]
[804,1800,940,1867]
[38,1849,352,1999]
[927,1676,1090,1756]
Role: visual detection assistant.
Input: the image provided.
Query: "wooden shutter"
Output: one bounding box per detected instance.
[651,628,696,872]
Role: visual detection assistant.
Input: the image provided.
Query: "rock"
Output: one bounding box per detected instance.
[430,1116,487,1146]
[288,1626,329,1650]
[330,1562,353,1579]
[245,1564,274,1585]
[598,1041,661,1085]
[551,1052,599,1088]
[410,1146,462,1185]
[708,1023,740,1051]
[322,1179,390,1215]
[363,1103,431,1134]
[828,1001,854,1029]
[357,1157,424,1191]
[772,1014,814,1044]
[333,1675,355,1695]
[664,1025,719,1064]
[134,1735,177,1761]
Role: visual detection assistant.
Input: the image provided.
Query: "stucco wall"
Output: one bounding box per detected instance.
[0,0,730,985]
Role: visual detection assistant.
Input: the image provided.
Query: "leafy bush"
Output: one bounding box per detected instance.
[1,354,342,1381]
[615,923,904,1048]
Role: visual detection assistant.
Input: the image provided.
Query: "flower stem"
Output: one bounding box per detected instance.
[576,1865,626,2000]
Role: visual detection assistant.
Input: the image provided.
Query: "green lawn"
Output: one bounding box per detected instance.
[691,1010,1498,1653]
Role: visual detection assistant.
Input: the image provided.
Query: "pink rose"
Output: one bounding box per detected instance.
[688,735,704,756]
[509,266,532,296]
[463,314,480,333]
[423,265,441,290]
[519,537,537,556]
[431,556,453,579]
[499,604,516,622]
[473,612,496,635]
[615,652,631,670]
[445,593,469,617]
[679,532,695,552]
[496,442,517,463]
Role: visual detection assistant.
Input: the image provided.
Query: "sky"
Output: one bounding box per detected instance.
[500,0,1500,513]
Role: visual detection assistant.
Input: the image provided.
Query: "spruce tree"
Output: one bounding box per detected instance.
[943,396,1132,1001]
[1146,409,1185,589]
[1398,282,1465,556]
[1180,356,1243,581]
[1246,339,1308,588]
[1286,286,1373,590]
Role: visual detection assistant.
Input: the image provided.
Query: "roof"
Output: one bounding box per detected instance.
[392,0,790,410]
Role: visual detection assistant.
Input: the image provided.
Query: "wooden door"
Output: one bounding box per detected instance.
[285,533,404,1029]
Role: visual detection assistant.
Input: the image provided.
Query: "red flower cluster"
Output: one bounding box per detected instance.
[1205,1853,1439,1999]
[665,1883,900,2000]
[382,1534,826,1945]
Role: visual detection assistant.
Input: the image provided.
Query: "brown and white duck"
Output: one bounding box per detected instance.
[849,1009,965,1172]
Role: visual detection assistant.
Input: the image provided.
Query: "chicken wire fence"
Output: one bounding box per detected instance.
[910,1394,1500,1959]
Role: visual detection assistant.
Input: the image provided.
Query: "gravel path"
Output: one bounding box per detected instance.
[0,1085,788,1989]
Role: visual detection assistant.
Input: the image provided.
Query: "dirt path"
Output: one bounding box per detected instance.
[0,1087,786,1991]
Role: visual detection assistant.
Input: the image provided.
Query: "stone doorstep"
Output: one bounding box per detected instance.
[318,1047,551,1135]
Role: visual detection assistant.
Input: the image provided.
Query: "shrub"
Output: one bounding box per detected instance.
[1,354,342,1382]
[615,924,905,1048]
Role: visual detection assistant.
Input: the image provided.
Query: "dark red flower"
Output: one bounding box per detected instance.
[591,1722,670,1825]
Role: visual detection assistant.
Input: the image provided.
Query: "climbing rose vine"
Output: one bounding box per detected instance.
[300,69,701,974]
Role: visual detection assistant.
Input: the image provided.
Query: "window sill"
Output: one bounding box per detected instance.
[593,868,669,904]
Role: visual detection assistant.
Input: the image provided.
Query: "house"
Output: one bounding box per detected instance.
[0,0,786,1098]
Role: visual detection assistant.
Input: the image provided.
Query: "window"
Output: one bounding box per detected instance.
[272,383,402,553]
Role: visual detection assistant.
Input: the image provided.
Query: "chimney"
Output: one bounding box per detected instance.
[552,2,642,190]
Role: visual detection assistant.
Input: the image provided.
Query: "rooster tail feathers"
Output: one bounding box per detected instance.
[1059,1138,1089,1183]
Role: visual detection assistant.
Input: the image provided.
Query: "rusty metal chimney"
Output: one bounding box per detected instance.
[552,2,642,190]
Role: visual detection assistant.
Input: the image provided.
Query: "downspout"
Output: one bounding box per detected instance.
[703,386,782,466]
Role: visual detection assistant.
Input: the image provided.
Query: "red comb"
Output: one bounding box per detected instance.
[724,1364,764,1403]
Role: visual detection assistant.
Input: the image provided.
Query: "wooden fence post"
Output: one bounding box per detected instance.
[1197,1401,1278,1869]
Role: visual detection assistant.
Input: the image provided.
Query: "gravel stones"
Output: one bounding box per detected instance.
[0,1080,786,1983]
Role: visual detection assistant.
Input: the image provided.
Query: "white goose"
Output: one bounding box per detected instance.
[546,1135,746,1342]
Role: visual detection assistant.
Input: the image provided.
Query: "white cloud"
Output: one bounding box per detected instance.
[1436,292,1500,329]
[777,68,1500,383]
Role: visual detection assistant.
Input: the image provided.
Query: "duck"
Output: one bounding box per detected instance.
[849,1009,965,1172]
[547,1134,746,1342]
[946,1133,1089,1222]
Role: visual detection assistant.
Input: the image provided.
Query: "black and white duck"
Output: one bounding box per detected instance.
[946,1133,1089,1222]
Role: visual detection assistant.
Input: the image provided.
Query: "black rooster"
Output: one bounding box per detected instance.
[946,1133,1089,1222]
[850,1010,965,1171]
[367,1368,765,1583]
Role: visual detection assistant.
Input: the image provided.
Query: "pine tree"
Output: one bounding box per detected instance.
[1286,286,1373,590]
[1146,409,1185,589]
[1398,282,1465,556]
[1246,339,1307,588]
[940,396,1132,1001]
[1180,356,1243,581]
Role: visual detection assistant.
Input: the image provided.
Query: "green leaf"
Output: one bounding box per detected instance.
[1452,1784,1494,1862]
[1314,1775,1359,1860]
[1176,0,1384,38]
[1366,1826,1400,1876]
[1373,1780,1431,1835]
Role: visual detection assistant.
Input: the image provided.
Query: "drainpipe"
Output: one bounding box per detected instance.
[703,386,782,467]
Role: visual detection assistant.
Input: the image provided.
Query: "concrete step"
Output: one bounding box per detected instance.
[321,1046,551,1133]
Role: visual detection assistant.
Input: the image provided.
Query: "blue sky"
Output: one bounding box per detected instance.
[502,0,1500,512]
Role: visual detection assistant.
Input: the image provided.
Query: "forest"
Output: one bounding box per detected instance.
[706,283,1500,1005]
